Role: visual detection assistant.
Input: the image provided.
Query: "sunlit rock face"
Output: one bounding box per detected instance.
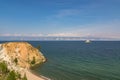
[0,42,46,70]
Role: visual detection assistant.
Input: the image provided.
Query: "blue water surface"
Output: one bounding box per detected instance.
[1,41,120,80]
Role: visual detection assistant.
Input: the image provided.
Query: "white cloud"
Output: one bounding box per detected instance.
[73,20,120,39]
[0,20,120,40]
[0,33,44,37]
[55,9,80,18]
[0,33,12,36]
[47,33,79,37]
[46,32,92,37]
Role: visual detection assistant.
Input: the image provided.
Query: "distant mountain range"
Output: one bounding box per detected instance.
[0,36,119,41]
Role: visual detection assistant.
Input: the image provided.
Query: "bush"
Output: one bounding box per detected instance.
[16,72,21,79]
[31,57,36,64]
[14,58,18,65]
[7,70,16,80]
[36,45,41,50]
[0,62,8,74]
[22,74,27,80]
[0,62,28,80]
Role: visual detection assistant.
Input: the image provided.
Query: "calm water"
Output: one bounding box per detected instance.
[1,41,120,80]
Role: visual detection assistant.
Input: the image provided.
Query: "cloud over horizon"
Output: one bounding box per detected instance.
[0,0,120,40]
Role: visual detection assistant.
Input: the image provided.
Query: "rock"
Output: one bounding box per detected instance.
[0,42,46,70]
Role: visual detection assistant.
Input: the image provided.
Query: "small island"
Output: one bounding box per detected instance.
[0,42,47,80]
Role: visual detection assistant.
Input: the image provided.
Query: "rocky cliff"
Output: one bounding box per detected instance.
[0,42,46,72]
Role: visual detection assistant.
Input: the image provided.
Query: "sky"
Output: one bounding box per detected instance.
[0,0,120,40]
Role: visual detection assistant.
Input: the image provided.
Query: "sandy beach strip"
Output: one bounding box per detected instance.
[25,70,51,80]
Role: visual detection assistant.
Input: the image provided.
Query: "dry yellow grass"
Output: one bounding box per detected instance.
[2,42,46,68]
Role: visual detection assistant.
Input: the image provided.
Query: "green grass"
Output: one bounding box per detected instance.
[0,61,27,80]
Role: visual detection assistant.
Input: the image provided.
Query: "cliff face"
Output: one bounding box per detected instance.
[0,42,46,71]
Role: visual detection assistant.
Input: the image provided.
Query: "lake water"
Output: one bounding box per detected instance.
[1,41,120,80]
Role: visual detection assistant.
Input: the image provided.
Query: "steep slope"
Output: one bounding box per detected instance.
[0,42,46,72]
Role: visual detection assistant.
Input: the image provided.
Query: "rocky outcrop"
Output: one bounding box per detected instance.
[0,42,46,72]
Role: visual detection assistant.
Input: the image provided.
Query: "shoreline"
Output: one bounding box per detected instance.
[25,70,51,80]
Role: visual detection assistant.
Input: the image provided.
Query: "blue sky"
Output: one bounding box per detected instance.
[0,0,120,40]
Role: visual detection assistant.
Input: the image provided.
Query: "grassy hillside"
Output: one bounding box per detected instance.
[0,61,27,80]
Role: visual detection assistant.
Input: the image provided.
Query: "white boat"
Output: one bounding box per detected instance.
[85,40,91,43]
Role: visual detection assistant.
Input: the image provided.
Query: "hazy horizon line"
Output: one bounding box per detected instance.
[0,36,120,41]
